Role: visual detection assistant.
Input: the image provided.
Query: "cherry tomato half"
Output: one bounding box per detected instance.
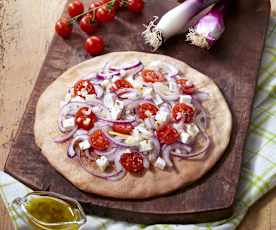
[156,124,179,145]
[74,80,96,97]
[111,79,133,92]
[96,5,116,23]
[75,107,97,130]
[137,103,159,120]
[176,79,196,95]
[55,18,73,39]
[84,36,105,55]
[172,103,195,123]
[79,14,97,35]
[120,152,144,173]
[68,1,85,18]
[90,130,110,151]
[128,0,144,13]
[142,69,165,83]
[112,123,134,134]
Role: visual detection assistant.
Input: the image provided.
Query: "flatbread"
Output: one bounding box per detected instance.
[34,51,232,199]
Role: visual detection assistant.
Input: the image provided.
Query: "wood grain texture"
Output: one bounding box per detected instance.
[0,0,275,229]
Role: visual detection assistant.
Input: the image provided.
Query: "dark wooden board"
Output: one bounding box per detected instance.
[5,0,270,224]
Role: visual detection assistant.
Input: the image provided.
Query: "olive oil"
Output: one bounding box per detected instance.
[25,196,76,224]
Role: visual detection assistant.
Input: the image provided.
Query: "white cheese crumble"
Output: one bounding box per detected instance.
[139,140,153,152]
[62,118,75,131]
[155,110,169,126]
[85,94,96,102]
[79,139,91,150]
[153,94,163,105]
[96,156,109,172]
[169,81,178,92]
[179,95,192,104]
[154,157,166,170]
[186,124,200,138]
[180,132,191,144]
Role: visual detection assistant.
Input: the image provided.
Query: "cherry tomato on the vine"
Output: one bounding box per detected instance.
[96,5,116,23]
[142,69,165,83]
[172,103,195,123]
[128,0,144,13]
[75,107,97,130]
[120,152,144,173]
[68,0,85,18]
[89,0,103,12]
[112,123,134,134]
[90,130,110,151]
[137,103,159,120]
[156,124,179,145]
[84,36,105,55]
[79,14,97,35]
[55,18,73,39]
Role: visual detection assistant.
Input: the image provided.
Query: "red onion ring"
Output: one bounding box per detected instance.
[152,137,161,158]
[193,91,209,102]
[161,145,173,167]
[54,126,78,143]
[142,154,150,169]
[153,83,179,101]
[192,98,208,130]
[66,134,89,158]
[94,147,117,156]
[73,129,89,138]
[110,60,142,71]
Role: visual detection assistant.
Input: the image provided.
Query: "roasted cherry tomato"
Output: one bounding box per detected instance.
[111,79,133,92]
[176,79,196,95]
[55,18,73,39]
[120,152,144,173]
[112,123,134,134]
[127,0,144,13]
[84,36,105,55]
[142,69,165,83]
[172,103,195,123]
[96,5,116,23]
[156,124,179,144]
[74,80,96,97]
[75,107,97,130]
[137,103,159,120]
[68,1,85,18]
[79,14,97,35]
[90,130,110,151]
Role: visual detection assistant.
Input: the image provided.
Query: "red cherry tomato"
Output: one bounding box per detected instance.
[55,18,73,39]
[137,103,159,120]
[128,0,144,13]
[176,79,196,95]
[90,130,110,151]
[172,103,195,123]
[79,14,97,35]
[112,123,134,134]
[68,1,85,18]
[111,79,133,92]
[75,107,97,130]
[89,1,103,12]
[74,80,96,97]
[96,5,116,23]
[142,69,165,83]
[84,36,105,55]
[120,152,144,173]
[156,124,179,145]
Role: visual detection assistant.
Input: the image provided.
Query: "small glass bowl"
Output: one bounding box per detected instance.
[10,191,87,230]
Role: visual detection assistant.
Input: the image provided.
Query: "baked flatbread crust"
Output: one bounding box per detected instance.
[34,51,232,199]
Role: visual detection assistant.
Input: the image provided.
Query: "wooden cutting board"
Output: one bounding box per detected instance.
[4,0,270,224]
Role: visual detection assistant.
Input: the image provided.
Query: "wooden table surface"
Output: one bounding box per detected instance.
[0,1,275,229]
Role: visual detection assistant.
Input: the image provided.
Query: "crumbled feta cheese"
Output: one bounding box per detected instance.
[169,82,178,92]
[172,122,184,133]
[155,110,169,126]
[111,107,122,120]
[103,93,114,108]
[125,135,141,146]
[154,157,166,170]
[148,153,156,162]
[133,79,143,89]
[142,87,153,98]
[153,94,163,105]
[180,132,191,144]
[134,123,153,139]
[79,139,91,150]
[62,118,75,131]
[111,75,121,82]
[179,95,192,104]
[100,80,110,88]
[71,96,85,102]
[186,124,199,137]
[139,140,153,152]
[85,94,96,102]
[96,156,109,172]
[114,100,124,109]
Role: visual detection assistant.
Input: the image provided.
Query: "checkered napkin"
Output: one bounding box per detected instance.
[1,17,276,230]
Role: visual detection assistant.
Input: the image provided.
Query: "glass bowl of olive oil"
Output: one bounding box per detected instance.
[10,191,87,230]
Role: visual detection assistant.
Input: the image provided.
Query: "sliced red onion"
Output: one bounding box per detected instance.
[54,126,78,143]
[73,129,89,138]
[144,117,155,130]
[94,147,117,156]
[142,155,150,169]
[153,83,179,101]
[94,85,104,98]
[192,98,208,130]
[170,143,192,158]
[152,137,161,158]
[97,71,121,80]
[193,91,209,101]
[66,134,89,158]
[103,130,137,148]
[161,145,173,167]
[110,60,142,71]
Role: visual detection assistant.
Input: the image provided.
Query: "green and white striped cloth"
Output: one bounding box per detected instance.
[1,17,276,230]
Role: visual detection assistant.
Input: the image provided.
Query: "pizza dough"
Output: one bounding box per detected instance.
[34,51,232,199]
